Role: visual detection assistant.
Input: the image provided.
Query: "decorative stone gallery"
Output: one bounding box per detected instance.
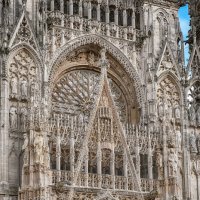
[0,0,200,199]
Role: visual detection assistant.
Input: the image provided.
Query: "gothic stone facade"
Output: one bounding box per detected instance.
[0,0,200,200]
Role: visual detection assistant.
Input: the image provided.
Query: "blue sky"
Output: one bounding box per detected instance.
[178,5,190,64]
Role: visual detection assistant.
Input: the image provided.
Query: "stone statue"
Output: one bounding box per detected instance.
[10,77,18,95]
[165,101,173,119]
[9,107,17,129]
[190,132,198,154]
[22,133,28,151]
[158,102,164,117]
[34,133,44,163]
[168,149,178,177]
[176,127,182,150]
[197,136,200,155]
[189,105,196,121]
[22,133,29,165]
[20,107,27,132]
[21,79,28,97]
[174,105,181,119]
[197,106,200,125]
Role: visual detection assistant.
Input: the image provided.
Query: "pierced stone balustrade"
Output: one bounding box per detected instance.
[47,11,139,42]
[51,170,158,192]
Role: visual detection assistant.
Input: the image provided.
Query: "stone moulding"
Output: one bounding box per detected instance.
[48,34,145,111]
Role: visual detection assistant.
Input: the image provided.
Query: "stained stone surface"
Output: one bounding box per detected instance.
[0,0,199,200]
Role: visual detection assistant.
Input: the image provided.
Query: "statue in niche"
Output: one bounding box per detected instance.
[174,104,181,119]
[20,107,27,132]
[190,132,198,154]
[30,83,35,97]
[168,149,178,177]
[197,136,200,155]
[165,101,173,119]
[158,101,164,118]
[189,105,196,121]
[21,79,28,97]
[22,133,29,165]
[9,107,17,129]
[10,77,18,95]
[88,51,95,66]
[176,127,182,150]
[197,106,200,125]
[34,132,44,164]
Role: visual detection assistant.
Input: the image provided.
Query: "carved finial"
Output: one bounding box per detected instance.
[193,25,197,45]
[98,48,110,70]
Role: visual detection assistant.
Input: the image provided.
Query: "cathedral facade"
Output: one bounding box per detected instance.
[0,0,200,199]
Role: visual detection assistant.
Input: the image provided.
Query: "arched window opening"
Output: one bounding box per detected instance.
[101,7,106,22]
[64,0,69,14]
[73,3,79,15]
[102,149,111,175]
[92,5,97,20]
[88,151,97,174]
[115,154,123,176]
[140,154,148,178]
[61,149,70,171]
[135,11,140,30]
[47,0,51,11]
[83,2,88,19]
[109,5,115,23]
[135,2,140,30]
[127,9,133,26]
[152,155,158,179]
[49,142,56,170]
[118,9,123,26]
[54,0,60,11]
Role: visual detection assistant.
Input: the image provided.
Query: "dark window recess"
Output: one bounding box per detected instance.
[101,8,106,22]
[152,155,158,179]
[118,10,123,26]
[135,11,140,30]
[64,1,69,14]
[140,154,148,178]
[83,4,88,18]
[73,3,79,15]
[102,166,110,175]
[92,6,97,19]
[109,6,115,23]
[47,0,51,11]
[54,0,60,11]
[115,168,123,176]
[127,9,133,26]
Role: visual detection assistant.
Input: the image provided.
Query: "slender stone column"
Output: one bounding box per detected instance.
[111,146,115,189]
[56,129,61,171]
[60,0,64,13]
[123,151,128,190]
[97,141,102,188]
[197,173,200,200]
[123,9,127,26]
[106,5,109,23]
[0,63,9,188]
[85,147,88,187]
[70,132,75,173]
[132,7,135,29]
[115,8,118,25]
[69,0,73,15]
[79,0,83,17]
[88,1,91,20]
[51,0,54,11]
[97,3,100,21]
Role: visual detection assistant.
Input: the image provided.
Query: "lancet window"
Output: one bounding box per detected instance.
[109,5,115,23]
[118,9,123,26]
[54,0,60,11]
[64,0,69,14]
[127,9,133,26]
